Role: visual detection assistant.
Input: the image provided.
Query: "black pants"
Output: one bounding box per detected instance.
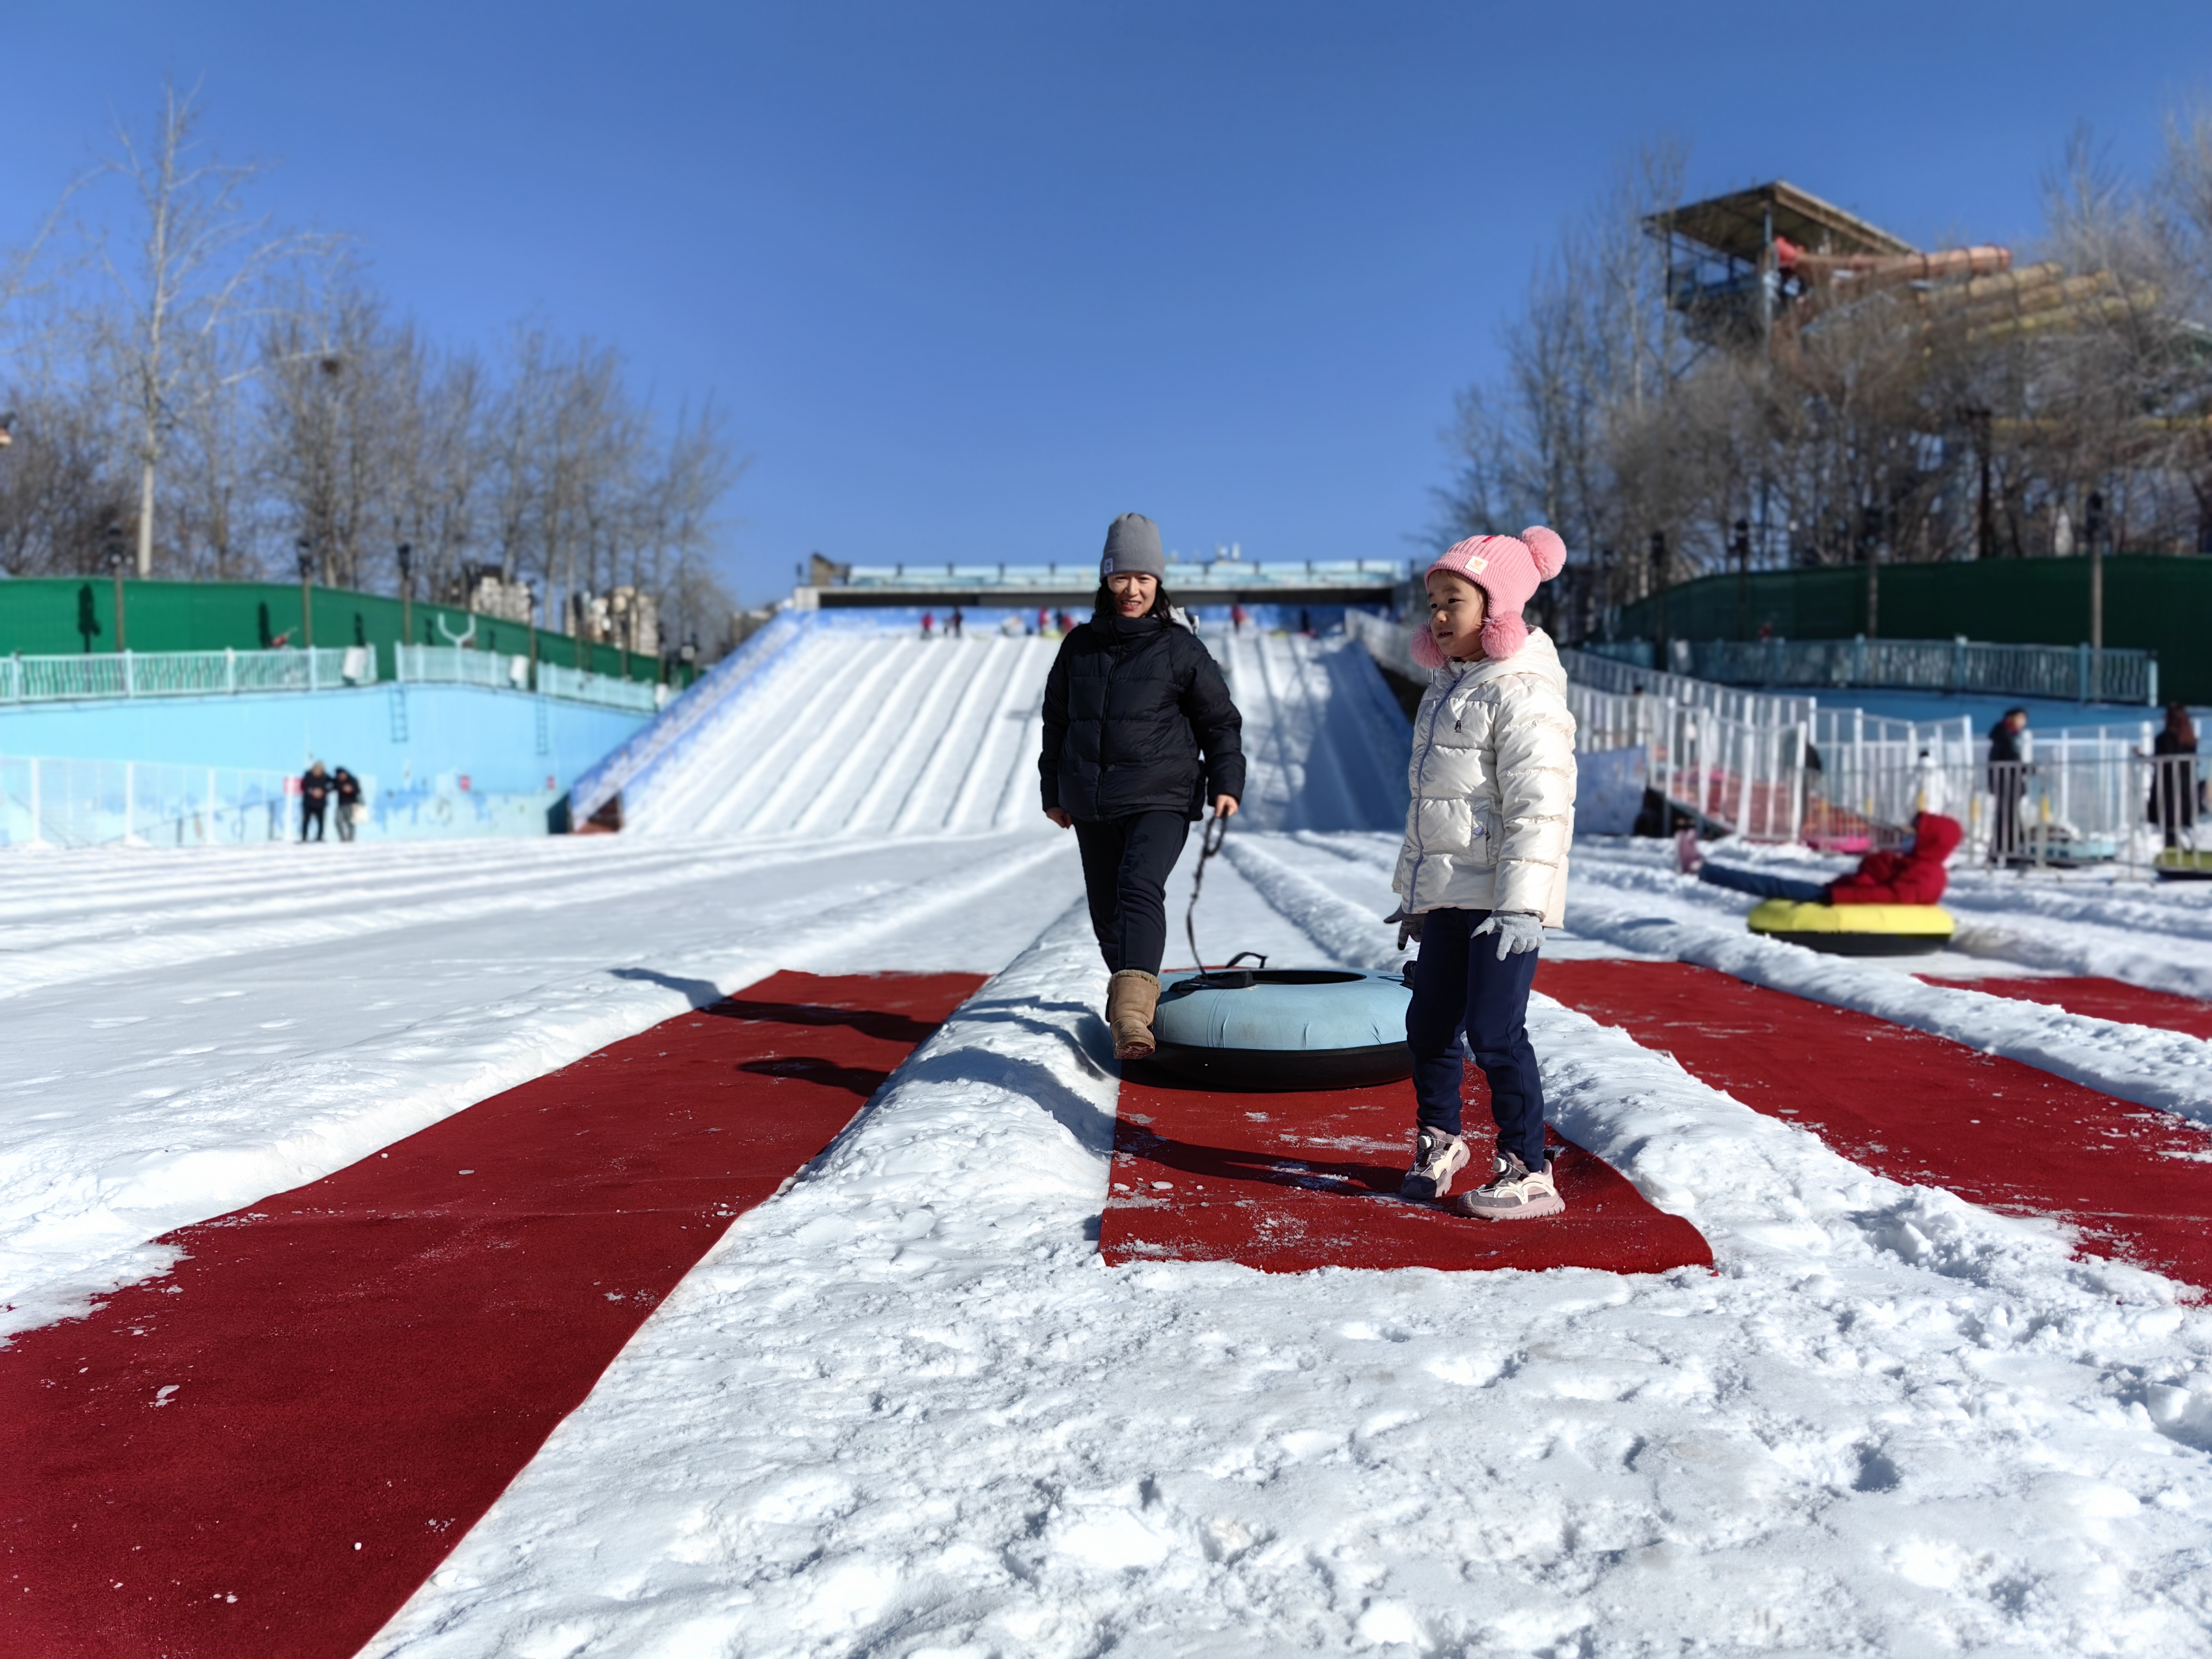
[1405,907,1546,1171]
[1073,810,1191,975]
[335,802,357,842]
[301,802,326,842]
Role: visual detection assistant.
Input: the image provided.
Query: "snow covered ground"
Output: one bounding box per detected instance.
[10,628,2212,1655]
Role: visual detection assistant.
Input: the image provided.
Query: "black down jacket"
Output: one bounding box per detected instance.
[1040,614,1245,822]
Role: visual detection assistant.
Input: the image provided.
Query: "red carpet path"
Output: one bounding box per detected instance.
[1920,974,2212,1040]
[1101,1069,1713,1275]
[1536,960,2212,1291]
[0,971,981,1659]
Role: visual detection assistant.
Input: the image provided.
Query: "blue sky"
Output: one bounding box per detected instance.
[5,2,2211,604]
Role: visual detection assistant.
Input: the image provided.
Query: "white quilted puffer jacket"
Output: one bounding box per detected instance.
[1391,629,1577,927]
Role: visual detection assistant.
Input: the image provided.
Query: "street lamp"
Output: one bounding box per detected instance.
[296,538,316,650]
[104,520,128,652]
[396,541,414,651]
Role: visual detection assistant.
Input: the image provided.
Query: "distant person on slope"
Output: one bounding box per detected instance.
[300,761,333,843]
[1677,811,1963,905]
[332,766,363,842]
[1385,529,1575,1222]
[1040,513,1245,1061]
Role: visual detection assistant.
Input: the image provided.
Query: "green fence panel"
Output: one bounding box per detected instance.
[1613,556,2211,703]
[0,577,690,689]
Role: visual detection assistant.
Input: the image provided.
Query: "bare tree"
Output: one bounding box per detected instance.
[90,80,317,575]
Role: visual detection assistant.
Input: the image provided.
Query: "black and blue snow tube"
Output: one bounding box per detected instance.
[1147,964,1413,1091]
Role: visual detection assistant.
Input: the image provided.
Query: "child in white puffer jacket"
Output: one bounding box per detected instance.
[1386,528,1577,1220]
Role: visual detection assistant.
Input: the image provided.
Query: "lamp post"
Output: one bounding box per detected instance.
[1731,518,1752,641]
[1648,530,1668,669]
[2085,490,2107,655]
[105,522,128,652]
[296,539,315,650]
[396,541,414,655]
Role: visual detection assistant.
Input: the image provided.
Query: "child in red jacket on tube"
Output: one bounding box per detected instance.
[1677,812,1963,905]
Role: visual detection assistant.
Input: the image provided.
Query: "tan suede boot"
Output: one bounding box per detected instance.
[1106,969,1162,1060]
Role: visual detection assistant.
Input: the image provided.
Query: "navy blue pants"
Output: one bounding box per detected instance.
[1698,864,1829,904]
[1405,907,1546,1170]
[1073,810,1191,975]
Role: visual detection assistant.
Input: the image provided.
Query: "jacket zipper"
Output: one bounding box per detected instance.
[1405,671,1454,899]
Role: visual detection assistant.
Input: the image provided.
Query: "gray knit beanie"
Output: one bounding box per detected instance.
[1100,513,1167,581]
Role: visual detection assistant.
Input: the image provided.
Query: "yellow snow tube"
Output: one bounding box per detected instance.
[2154,849,2212,881]
[1746,900,1955,957]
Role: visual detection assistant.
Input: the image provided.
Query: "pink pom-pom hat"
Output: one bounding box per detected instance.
[1410,525,1568,669]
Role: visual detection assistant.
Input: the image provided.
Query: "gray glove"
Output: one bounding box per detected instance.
[1383,905,1423,951]
[1472,910,1543,961]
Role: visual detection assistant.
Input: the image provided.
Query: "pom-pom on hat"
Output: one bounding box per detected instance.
[1410,525,1567,669]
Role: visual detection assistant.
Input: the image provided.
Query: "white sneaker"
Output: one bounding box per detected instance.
[1454,1151,1565,1222]
[1401,1130,1472,1202]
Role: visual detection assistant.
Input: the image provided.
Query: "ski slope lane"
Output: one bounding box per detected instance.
[629,630,1060,841]
[364,903,2212,1659]
[1217,629,1408,833]
[627,622,1411,842]
[1,972,978,1659]
[0,831,1082,1341]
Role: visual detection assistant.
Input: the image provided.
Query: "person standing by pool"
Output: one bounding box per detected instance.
[1040,513,1245,1061]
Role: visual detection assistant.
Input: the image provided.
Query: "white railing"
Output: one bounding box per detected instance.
[392,644,666,712]
[1568,684,1808,842]
[534,661,663,713]
[1338,608,2194,863]
[1350,612,1812,840]
[0,754,296,848]
[1556,645,1818,728]
[0,647,374,703]
[1674,637,2158,706]
[841,558,1406,589]
[1799,710,2172,858]
[393,643,526,691]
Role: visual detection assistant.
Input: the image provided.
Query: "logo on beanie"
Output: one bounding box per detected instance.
[1466,555,1488,573]
[1102,556,1115,573]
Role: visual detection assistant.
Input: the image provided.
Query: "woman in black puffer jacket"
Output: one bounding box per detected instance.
[1040,514,1245,1059]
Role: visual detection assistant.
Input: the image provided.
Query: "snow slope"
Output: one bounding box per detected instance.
[630,630,1059,840]
[1213,629,1408,832]
[629,623,1410,841]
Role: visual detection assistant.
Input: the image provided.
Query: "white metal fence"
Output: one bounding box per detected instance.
[0,643,667,713]
[0,647,374,702]
[1556,645,1818,728]
[534,661,664,713]
[1352,613,2203,865]
[1350,614,1812,841]
[1592,635,2159,705]
[0,755,296,848]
